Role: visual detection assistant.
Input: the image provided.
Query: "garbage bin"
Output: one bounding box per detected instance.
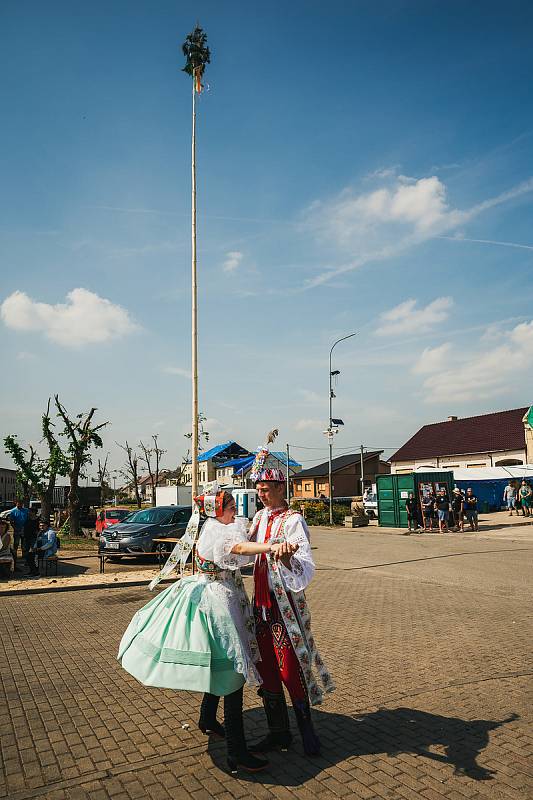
[481,500,490,514]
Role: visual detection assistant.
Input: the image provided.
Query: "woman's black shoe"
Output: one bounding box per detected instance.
[199,693,225,738]
[227,752,268,774]
[199,720,225,738]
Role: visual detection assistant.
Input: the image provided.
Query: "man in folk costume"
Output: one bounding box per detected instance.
[248,434,334,756]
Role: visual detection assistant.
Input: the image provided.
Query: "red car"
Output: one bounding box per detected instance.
[95,507,132,534]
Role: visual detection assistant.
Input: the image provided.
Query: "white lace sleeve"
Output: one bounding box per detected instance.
[278,514,315,592]
[211,520,255,570]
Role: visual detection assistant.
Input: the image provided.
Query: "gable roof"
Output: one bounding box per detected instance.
[294,451,383,479]
[196,441,250,463]
[390,407,528,463]
[218,452,301,473]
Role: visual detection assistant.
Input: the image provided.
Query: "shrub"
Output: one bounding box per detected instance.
[290,499,346,526]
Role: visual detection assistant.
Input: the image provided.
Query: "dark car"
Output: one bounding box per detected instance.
[98,505,192,560]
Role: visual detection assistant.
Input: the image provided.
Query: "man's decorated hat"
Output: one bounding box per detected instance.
[194,481,226,518]
[249,428,286,484]
[255,468,286,483]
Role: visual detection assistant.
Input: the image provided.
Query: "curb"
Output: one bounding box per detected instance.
[0,576,175,598]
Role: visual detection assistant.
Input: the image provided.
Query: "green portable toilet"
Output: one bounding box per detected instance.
[376,473,415,528]
[377,471,454,528]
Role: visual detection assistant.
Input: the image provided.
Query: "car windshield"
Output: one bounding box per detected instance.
[106,509,130,520]
[123,508,174,525]
[366,494,377,502]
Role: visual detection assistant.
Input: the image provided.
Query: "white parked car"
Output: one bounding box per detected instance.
[363,492,378,519]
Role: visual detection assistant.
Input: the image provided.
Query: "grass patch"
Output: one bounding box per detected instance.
[60,536,99,551]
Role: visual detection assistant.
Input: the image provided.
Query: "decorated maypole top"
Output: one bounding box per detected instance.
[182,25,210,93]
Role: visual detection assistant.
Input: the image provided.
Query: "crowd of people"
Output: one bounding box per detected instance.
[0,500,58,578]
[403,479,533,534]
[405,487,480,533]
[503,479,532,516]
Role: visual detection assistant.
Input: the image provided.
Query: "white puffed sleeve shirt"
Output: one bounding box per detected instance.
[251,508,315,593]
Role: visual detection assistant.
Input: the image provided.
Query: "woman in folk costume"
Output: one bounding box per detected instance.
[118,486,282,774]
[247,433,335,757]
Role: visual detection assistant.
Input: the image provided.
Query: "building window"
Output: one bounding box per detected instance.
[304,483,312,492]
[467,463,487,468]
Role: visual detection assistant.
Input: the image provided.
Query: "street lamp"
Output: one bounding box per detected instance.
[112,471,117,506]
[325,333,357,525]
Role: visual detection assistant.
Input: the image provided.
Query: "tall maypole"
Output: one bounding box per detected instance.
[182,26,210,499]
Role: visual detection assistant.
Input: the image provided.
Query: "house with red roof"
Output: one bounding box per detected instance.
[390,407,530,474]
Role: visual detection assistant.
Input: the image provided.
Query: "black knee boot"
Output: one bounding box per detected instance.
[224,687,268,774]
[198,693,225,738]
[249,688,293,753]
[293,698,321,756]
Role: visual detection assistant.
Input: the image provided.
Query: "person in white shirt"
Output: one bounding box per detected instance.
[248,468,334,757]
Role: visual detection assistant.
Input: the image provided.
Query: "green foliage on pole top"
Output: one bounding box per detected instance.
[182,26,210,78]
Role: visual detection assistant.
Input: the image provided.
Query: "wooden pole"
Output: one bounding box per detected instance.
[191,72,199,502]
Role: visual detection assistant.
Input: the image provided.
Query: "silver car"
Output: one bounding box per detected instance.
[98,505,191,560]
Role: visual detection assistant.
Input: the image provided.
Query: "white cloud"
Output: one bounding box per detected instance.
[305,175,462,249]
[412,343,452,374]
[1,288,138,348]
[416,319,533,403]
[376,297,453,336]
[302,175,533,290]
[222,251,243,273]
[162,366,191,378]
[295,418,324,431]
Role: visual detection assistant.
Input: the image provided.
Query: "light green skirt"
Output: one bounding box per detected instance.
[118,577,245,696]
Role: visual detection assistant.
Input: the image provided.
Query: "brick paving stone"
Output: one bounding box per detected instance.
[1,529,532,800]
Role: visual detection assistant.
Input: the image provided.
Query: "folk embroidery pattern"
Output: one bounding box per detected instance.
[258,509,335,705]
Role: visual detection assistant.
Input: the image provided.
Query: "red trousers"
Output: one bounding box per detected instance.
[254,595,307,703]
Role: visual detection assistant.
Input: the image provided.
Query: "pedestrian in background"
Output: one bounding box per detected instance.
[8,499,28,568]
[464,488,479,532]
[503,481,517,516]
[519,481,532,517]
[422,492,435,531]
[451,488,464,532]
[23,508,40,577]
[34,519,58,563]
[405,492,419,532]
[434,489,450,533]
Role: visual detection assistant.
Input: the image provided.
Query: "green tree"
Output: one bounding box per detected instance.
[4,400,69,520]
[55,396,108,536]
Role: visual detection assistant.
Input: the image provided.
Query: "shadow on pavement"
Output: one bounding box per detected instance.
[208,706,519,784]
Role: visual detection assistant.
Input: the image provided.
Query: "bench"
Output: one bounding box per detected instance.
[38,555,59,576]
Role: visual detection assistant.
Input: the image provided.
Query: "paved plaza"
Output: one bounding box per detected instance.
[1,526,532,800]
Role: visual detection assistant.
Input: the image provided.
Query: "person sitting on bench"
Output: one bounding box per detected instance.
[35,518,58,563]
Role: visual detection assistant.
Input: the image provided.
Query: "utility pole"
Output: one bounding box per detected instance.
[286,443,290,506]
[360,444,365,497]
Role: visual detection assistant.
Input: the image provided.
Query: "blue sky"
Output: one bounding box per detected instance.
[1,0,532,475]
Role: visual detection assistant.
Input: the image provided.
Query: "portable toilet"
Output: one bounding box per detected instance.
[377,471,454,528]
[232,489,258,520]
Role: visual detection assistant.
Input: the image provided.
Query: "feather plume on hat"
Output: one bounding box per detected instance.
[249,428,279,483]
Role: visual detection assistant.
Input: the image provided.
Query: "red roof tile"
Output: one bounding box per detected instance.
[390,407,528,462]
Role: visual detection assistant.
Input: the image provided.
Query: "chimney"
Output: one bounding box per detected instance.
[447,415,458,422]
